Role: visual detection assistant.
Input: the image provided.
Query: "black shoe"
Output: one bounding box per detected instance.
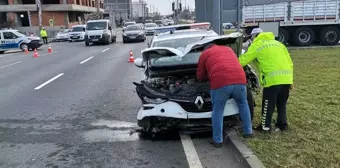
[275,123,288,132]
[243,133,255,138]
[209,139,223,148]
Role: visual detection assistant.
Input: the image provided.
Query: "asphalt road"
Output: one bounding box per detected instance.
[0,34,245,168]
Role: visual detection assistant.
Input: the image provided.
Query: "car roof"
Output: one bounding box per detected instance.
[0,29,20,32]
[153,29,218,42]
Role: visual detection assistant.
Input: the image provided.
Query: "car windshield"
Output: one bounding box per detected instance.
[72,27,84,32]
[124,22,135,27]
[126,25,141,31]
[59,29,70,33]
[146,23,157,27]
[152,36,203,49]
[150,36,205,66]
[145,20,153,23]
[86,22,107,30]
[150,52,201,66]
[13,31,26,37]
[155,20,162,24]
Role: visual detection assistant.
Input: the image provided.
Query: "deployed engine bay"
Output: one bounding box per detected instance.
[145,76,210,96]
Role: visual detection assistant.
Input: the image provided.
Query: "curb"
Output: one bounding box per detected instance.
[226,129,266,168]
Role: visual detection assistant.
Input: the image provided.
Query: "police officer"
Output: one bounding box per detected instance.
[40,27,48,44]
[238,28,294,132]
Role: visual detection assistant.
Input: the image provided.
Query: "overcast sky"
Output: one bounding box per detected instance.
[140,0,195,15]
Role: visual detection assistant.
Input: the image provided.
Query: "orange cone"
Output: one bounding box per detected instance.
[24,47,29,54]
[33,49,39,58]
[47,45,52,53]
[128,50,135,62]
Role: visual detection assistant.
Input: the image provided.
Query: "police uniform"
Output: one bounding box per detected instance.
[238,29,294,131]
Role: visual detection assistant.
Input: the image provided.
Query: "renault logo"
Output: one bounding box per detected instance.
[194,96,204,110]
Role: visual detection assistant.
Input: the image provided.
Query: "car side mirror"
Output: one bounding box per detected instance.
[134,58,144,68]
[83,28,85,31]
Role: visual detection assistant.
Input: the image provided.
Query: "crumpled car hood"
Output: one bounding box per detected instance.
[141,32,243,60]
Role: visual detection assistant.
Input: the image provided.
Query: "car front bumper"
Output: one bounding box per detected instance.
[69,35,85,41]
[27,40,43,49]
[123,35,145,42]
[145,31,155,36]
[137,99,239,121]
[85,34,109,43]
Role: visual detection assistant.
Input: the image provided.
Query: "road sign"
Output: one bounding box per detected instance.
[49,19,54,26]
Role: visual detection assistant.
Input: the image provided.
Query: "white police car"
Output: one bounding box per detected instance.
[0,29,43,54]
[68,25,86,42]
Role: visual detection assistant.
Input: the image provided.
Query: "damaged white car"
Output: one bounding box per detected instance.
[133,32,260,134]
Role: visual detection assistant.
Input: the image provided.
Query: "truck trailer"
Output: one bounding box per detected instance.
[241,0,340,46]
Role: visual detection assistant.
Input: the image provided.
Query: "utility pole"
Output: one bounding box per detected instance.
[96,0,100,12]
[35,0,42,30]
[176,0,179,23]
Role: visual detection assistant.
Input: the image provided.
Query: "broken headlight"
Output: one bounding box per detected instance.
[142,96,168,104]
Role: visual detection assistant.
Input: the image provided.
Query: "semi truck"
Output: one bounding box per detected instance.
[241,0,340,46]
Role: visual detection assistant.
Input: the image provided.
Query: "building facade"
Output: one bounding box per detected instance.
[104,0,132,20]
[0,0,104,29]
[131,0,148,18]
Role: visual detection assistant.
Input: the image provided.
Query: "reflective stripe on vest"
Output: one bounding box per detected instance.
[267,70,293,78]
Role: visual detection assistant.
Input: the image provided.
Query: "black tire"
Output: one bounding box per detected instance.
[85,41,89,46]
[20,43,28,51]
[123,40,126,43]
[277,28,289,45]
[69,40,72,43]
[292,27,315,46]
[320,26,340,45]
[0,51,5,54]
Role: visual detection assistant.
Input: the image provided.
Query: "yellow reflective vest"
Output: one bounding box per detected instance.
[239,32,293,88]
[40,29,47,37]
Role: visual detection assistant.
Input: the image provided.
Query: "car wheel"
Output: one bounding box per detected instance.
[0,51,5,54]
[69,40,72,42]
[85,41,89,46]
[292,27,315,46]
[123,40,126,43]
[320,26,340,45]
[20,43,28,51]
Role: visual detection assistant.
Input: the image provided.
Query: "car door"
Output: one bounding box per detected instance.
[2,31,20,50]
[0,32,5,51]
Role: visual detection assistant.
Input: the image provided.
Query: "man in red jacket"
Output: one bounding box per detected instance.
[197,43,254,148]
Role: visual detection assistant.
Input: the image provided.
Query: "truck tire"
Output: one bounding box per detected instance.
[0,51,5,54]
[292,27,315,46]
[320,26,340,45]
[277,28,289,45]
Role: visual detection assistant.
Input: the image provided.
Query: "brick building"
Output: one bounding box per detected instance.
[0,0,104,28]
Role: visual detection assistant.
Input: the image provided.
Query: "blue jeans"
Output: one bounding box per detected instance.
[210,84,253,143]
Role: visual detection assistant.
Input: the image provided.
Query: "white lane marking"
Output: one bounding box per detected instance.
[101,48,110,52]
[80,56,94,64]
[180,133,203,168]
[0,61,22,69]
[34,73,64,90]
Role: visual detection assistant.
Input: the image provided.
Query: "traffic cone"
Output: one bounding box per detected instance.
[24,47,29,54]
[128,50,135,62]
[33,49,39,58]
[48,45,52,53]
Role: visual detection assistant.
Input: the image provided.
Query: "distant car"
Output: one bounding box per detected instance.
[123,21,136,31]
[145,19,153,24]
[122,25,146,43]
[223,23,235,29]
[0,29,42,54]
[144,23,158,36]
[55,29,70,42]
[68,25,86,42]
[154,20,163,27]
[85,19,117,46]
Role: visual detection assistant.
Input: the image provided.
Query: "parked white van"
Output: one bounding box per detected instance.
[85,19,117,46]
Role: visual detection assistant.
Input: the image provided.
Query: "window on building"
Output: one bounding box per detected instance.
[22,0,35,4]
[3,32,18,39]
[42,0,60,4]
[117,0,125,3]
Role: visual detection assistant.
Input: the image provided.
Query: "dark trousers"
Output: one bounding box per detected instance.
[261,84,290,130]
[42,37,48,44]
